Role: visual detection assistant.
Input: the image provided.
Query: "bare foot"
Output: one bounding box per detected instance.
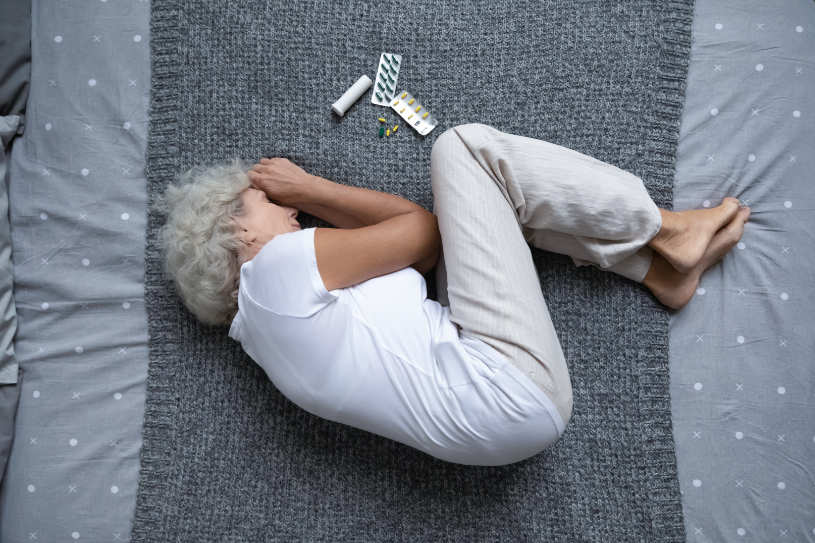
[648,197,741,274]
[643,206,750,310]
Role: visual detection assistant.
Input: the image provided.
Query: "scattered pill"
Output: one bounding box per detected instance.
[378,117,386,123]
[415,105,422,112]
[407,98,415,105]
[422,111,429,119]
[386,128,391,136]
[379,126,385,137]
[393,125,398,132]
[400,91,407,98]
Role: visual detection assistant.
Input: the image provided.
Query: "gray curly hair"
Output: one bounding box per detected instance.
[151,158,252,327]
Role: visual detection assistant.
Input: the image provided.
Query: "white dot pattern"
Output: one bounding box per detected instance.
[4,2,151,539]
[670,3,813,539]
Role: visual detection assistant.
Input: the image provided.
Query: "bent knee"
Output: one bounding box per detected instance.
[430,123,492,161]
[430,125,463,166]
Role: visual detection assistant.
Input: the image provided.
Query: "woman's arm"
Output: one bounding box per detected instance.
[296,174,440,274]
[297,174,428,229]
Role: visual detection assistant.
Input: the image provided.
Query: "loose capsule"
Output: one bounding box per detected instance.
[393,125,398,132]
[386,128,391,136]
[407,98,415,105]
[379,126,385,137]
[378,117,386,123]
[422,111,429,119]
[400,91,407,98]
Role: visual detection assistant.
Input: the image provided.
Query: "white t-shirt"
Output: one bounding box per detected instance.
[228,227,564,466]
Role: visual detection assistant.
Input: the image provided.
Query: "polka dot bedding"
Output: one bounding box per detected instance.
[0,1,812,542]
[669,1,815,540]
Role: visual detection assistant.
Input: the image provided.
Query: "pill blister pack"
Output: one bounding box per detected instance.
[389,90,438,136]
[371,52,402,106]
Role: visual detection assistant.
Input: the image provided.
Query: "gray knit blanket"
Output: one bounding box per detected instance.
[134,1,694,541]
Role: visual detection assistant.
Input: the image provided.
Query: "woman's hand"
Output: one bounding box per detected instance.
[247,157,317,207]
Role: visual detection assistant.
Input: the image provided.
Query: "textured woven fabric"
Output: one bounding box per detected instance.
[134,1,694,541]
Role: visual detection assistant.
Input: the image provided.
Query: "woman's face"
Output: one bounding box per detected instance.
[234,187,300,264]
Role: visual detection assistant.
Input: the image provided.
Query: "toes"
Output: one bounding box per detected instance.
[714,197,741,228]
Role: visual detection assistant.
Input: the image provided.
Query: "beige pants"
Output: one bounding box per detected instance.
[430,123,663,428]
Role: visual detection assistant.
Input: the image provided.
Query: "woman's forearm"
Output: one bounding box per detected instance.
[297,174,431,229]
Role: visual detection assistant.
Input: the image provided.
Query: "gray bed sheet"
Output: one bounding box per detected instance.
[0,1,812,542]
[669,2,815,541]
[0,0,150,540]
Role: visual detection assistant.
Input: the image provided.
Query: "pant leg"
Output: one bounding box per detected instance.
[431,123,663,429]
[431,125,573,429]
[555,237,656,283]
[457,124,663,273]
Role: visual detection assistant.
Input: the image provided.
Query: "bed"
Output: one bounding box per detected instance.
[0,0,812,541]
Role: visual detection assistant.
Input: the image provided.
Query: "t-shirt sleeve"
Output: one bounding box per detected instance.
[239,227,339,318]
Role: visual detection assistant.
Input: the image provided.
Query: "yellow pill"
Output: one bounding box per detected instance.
[422,111,429,119]
[400,92,407,98]
[407,113,413,119]
[386,128,391,136]
[407,98,415,105]
[392,99,398,105]
[378,117,386,123]
[415,105,421,112]
[393,125,398,132]
[399,106,406,113]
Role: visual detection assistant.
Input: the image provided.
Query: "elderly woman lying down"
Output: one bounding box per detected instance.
[154,123,749,466]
